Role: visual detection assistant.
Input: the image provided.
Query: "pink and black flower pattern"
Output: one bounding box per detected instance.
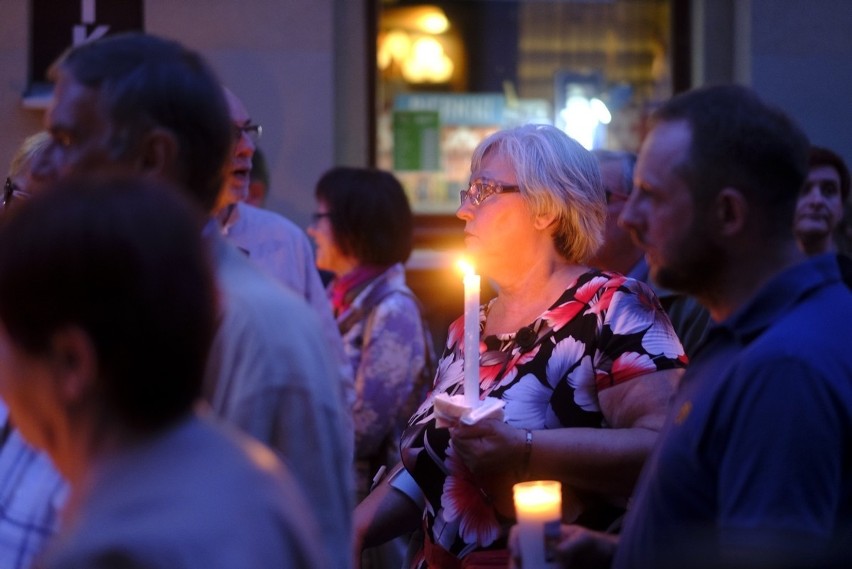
[400,270,686,566]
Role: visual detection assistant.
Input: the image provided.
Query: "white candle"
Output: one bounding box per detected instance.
[513,480,562,569]
[459,260,480,408]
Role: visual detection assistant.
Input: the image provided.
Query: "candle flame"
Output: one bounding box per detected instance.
[456,258,475,276]
[515,485,558,506]
[513,480,562,511]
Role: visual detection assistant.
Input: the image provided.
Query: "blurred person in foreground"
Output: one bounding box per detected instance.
[355,124,685,567]
[534,85,852,569]
[589,149,710,358]
[309,166,431,569]
[0,131,68,569]
[31,33,352,568]
[0,176,324,568]
[215,87,353,407]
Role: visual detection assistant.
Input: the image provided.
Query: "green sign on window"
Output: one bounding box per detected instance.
[393,111,440,171]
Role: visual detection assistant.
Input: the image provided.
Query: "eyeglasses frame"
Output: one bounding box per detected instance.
[3,177,30,210]
[233,123,263,143]
[459,179,521,207]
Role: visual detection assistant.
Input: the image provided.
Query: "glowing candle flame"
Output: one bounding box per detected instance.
[457,258,474,277]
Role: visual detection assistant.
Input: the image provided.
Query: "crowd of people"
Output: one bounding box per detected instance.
[1,31,850,569]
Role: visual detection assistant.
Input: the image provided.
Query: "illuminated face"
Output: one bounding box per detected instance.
[619,120,723,295]
[456,151,533,278]
[794,164,844,254]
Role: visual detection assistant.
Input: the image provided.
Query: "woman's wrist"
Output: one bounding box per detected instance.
[518,428,533,480]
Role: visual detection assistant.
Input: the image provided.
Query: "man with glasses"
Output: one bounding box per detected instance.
[588,150,642,278]
[589,149,710,358]
[215,88,352,408]
[30,33,353,569]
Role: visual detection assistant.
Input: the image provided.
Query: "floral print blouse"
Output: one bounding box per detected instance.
[399,270,687,564]
[334,263,427,500]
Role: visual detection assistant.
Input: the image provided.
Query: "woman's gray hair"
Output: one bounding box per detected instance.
[8,131,51,179]
[470,124,605,263]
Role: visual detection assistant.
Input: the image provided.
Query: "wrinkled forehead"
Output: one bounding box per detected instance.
[806,164,842,183]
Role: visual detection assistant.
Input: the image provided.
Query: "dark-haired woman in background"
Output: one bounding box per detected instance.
[309,167,430,568]
[308,166,429,501]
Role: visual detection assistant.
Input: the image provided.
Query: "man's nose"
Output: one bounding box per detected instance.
[235,133,255,154]
[801,185,824,204]
[618,194,640,232]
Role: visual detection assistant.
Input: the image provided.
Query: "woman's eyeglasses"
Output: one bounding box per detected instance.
[459,179,520,207]
[3,178,31,211]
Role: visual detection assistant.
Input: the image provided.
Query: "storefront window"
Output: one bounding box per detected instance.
[377,0,673,215]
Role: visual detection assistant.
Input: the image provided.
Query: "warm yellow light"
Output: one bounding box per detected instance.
[377,30,411,70]
[457,258,475,277]
[419,11,449,34]
[381,6,450,34]
[513,481,561,514]
[401,37,453,83]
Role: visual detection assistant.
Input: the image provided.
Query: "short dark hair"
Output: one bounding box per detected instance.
[653,84,810,238]
[592,149,637,195]
[809,145,850,201]
[315,167,413,266]
[53,33,231,213]
[0,176,217,432]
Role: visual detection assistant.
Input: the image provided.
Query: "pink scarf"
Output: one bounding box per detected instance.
[329,265,386,317]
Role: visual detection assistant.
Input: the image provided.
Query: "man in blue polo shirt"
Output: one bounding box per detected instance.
[531,85,852,569]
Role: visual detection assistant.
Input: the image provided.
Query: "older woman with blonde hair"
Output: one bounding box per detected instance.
[4,131,51,210]
[355,124,686,568]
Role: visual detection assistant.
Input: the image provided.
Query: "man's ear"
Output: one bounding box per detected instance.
[48,327,98,405]
[715,187,748,237]
[135,127,180,180]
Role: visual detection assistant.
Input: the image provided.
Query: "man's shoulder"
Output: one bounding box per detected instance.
[211,239,326,355]
[215,239,309,305]
[718,279,852,396]
[236,203,304,238]
[45,420,323,568]
[71,417,309,528]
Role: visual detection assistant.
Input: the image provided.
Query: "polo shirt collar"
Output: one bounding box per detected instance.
[717,253,841,346]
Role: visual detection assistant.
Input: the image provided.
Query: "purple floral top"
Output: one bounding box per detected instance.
[399,270,687,565]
